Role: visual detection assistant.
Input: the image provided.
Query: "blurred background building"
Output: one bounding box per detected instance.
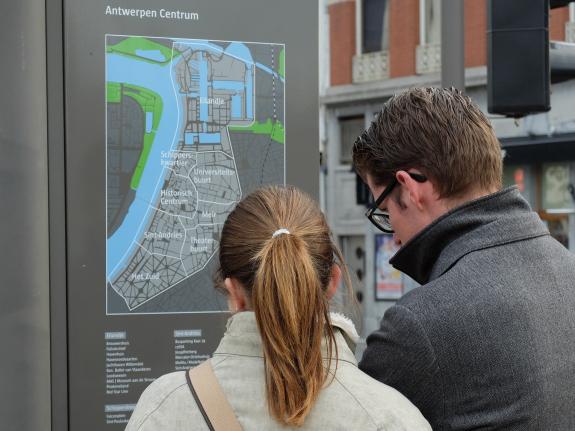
[318,0,575,340]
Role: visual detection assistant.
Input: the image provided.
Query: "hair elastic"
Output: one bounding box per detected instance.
[272,228,290,238]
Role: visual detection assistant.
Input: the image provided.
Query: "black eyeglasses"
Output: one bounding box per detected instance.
[365,172,427,233]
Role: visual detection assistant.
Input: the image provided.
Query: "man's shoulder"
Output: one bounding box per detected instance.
[395,277,451,315]
[392,249,509,327]
[395,233,575,336]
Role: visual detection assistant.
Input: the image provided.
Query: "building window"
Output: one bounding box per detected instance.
[423,0,441,45]
[503,164,535,208]
[353,0,390,83]
[362,0,390,53]
[416,0,441,74]
[505,162,575,251]
[542,163,574,212]
[339,235,366,305]
[567,3,575,43]
[540,163,575,251]
[339,116,365,164]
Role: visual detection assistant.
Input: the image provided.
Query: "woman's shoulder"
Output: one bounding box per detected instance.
[331,364,432,430]
[135,371,189,409]
[125,371,208,431]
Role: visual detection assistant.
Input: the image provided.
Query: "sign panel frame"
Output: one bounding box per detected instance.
[57,1,319,429]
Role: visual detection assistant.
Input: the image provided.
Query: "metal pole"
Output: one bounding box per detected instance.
[46,0,69,427]
[441,0,465,90]
[356,0,363,55]
[0,1,51,430]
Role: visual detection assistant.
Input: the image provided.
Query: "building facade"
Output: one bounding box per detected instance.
[319,0,575,339]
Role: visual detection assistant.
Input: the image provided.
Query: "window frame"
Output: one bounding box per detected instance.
[355,0,390,55]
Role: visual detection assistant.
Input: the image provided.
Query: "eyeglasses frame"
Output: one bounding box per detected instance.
[365,172,427,233]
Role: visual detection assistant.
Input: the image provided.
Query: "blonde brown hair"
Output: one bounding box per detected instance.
[353,87,503,198]
[216,185,351,426]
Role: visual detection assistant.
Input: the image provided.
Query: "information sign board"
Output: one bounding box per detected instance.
[64,1,318,428]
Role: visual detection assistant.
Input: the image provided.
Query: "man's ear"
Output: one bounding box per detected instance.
[396,171,425,211]
[326,264,342,300]
[224,277,248,313]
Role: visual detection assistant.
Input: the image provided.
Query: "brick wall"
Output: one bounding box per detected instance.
[327,0,567,86]
[329,0,356,86]
[550,6,569,41]
[463,2,569,69]
[464,0,486,67]
[389,0,419,78]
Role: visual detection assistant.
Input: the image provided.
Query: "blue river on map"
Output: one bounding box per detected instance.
[135,49,166,62]
[107,53,179,280]
[107,42,276,281]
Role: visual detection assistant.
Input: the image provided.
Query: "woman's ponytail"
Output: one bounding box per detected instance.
[252,232,336,427]
[217,186,349,426]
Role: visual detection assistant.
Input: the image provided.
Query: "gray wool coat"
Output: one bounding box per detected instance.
[359,187,575,431]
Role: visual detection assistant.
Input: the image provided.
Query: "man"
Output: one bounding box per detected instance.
[354,87,575,430]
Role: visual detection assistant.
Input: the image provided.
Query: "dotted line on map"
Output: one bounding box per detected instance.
[259,45,277,185]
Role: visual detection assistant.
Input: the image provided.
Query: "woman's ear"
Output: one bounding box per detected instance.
[326,264,342,300]
[224,277,248,313]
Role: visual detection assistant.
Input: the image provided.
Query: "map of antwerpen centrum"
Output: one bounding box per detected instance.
[106,35,285,314]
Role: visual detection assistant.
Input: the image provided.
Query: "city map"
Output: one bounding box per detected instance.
[106,35,285,314]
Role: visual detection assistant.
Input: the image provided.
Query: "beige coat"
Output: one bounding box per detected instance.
[126,312,431,431]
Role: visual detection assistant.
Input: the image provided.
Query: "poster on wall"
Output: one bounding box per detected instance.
[374,234,402,300]
[542,163,574,211]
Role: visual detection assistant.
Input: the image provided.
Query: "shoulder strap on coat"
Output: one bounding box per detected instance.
[186,360,243,431]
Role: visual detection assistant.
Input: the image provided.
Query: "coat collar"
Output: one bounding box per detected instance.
[214,311,358,366]
[389,187,549,285]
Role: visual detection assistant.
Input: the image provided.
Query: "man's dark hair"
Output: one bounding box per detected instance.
[352,87,503,198]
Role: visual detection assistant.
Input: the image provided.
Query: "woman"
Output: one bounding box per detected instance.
[126,186,430,430]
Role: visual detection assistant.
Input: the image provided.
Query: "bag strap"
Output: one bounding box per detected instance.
[186,360,243,431]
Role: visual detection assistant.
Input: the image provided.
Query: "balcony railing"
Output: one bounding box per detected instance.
[352,50,389,83]
[416,43,441,74]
